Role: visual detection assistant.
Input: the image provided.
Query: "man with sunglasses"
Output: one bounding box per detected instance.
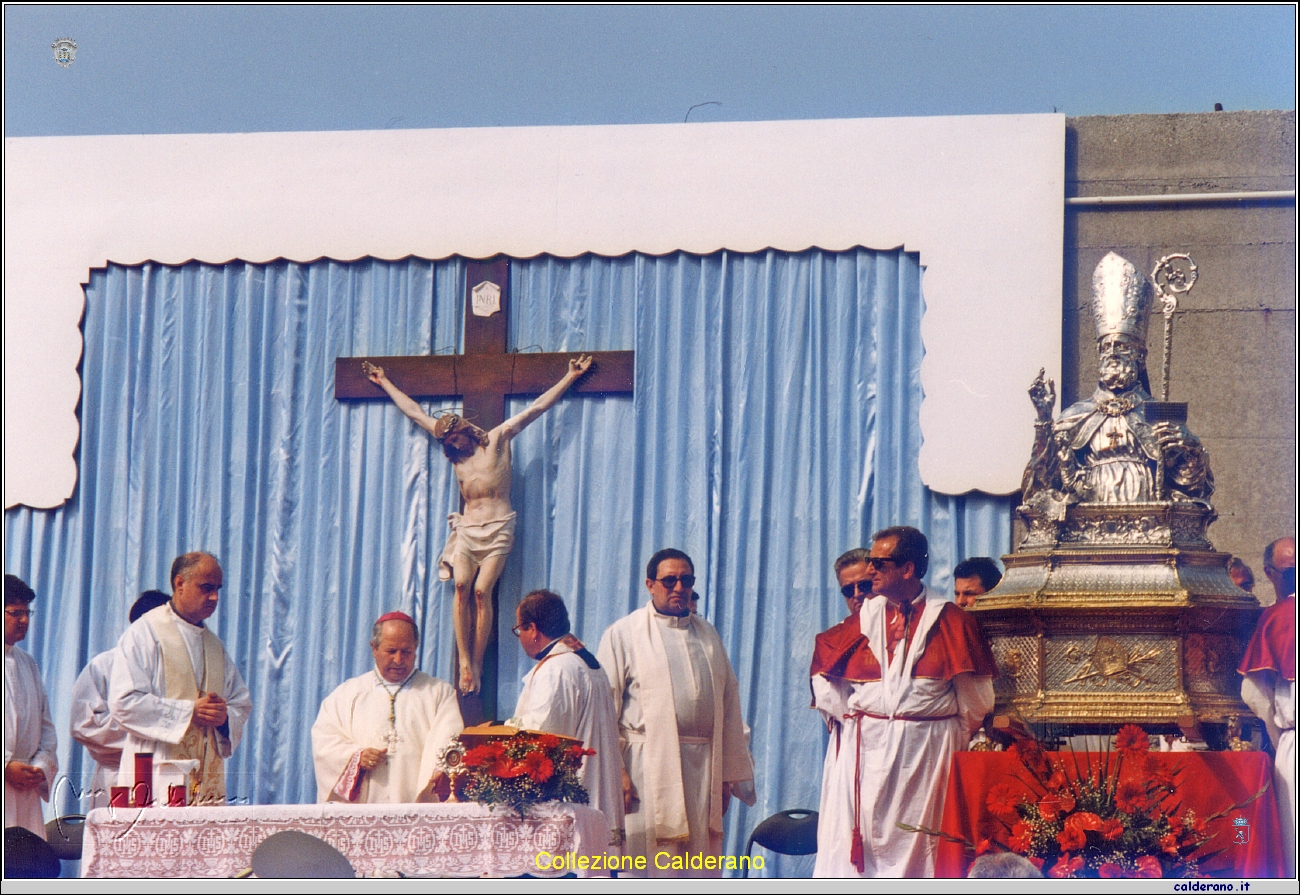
[597,549,755,876]
[828,527,995,877]
[809,548,879,877]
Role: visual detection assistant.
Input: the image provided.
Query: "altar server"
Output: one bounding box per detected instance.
[109,552,251,805]
[312,611,463,803]
[597,549,755,877]
[509,589,624,847]
[69,590,170,810]
[5,575,58,838]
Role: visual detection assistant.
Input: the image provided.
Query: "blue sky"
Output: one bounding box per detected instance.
[4,6,1295,136]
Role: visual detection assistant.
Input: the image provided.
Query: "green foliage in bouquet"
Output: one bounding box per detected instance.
[982,726,1250,879]
[441,731,594,817]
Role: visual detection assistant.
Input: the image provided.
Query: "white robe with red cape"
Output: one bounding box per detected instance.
[1239,594,1295,876]
[835,588,995,878]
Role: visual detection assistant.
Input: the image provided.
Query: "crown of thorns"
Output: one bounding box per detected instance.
[432,412,486,445]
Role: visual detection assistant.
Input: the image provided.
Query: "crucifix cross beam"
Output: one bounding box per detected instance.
[334,258,634,426]
[333,257,634,723]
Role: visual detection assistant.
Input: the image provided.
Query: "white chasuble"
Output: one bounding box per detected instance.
[510,636,625,847]
[4,644,58,838]
[109,604,251,805]
[70,649,127,810]
[312,669,463,804]
[597,603,755,878]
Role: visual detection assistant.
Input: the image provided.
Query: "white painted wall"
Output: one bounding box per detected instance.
[3,114,1062,508]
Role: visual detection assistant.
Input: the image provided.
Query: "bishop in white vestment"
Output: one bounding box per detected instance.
[5,575,58,838]
[312,612,463,803]
[508,590,625,847]
[597,551,755,877]
[109,554,252,805]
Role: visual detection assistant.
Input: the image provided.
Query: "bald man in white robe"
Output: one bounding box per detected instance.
[109,554,252,805]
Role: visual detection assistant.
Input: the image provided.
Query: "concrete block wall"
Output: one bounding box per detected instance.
[1063,111,1296,602]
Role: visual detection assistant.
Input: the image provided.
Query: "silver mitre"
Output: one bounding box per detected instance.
[1092,252,1154,341]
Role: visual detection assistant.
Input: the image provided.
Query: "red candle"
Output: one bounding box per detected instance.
[133,752,153,807]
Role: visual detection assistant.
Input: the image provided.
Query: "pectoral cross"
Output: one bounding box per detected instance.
[383,726,402,753]
[335,258,635,724]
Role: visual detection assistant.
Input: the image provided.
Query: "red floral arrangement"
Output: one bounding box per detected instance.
[980,726,1225,879]
[441,729,594,816]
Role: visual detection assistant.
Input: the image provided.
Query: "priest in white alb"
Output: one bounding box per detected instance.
[70,590,170,810]
[597,549,756,877]
[508,589,624,847]
[5,575,58,838]
[109,553,252,805]
[312,611,463,802]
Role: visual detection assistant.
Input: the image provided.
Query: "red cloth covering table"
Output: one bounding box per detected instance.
[936,751,1286,878]
[81,800,610,878]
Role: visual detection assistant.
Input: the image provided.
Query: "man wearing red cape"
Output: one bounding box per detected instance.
[810,548,874,877]
[812,527,996,877]
[1239,545,1295,877]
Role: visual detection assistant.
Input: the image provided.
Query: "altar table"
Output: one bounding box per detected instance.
[81,800,610,878]
[935,751,1286,878]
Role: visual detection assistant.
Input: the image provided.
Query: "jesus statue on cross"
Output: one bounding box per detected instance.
[364,355,593,695]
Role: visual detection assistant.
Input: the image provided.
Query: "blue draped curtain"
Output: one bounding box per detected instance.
[5,249,1010,877]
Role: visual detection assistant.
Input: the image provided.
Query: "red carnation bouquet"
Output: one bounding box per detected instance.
[440,726,594,817]
[981,726,1235,879]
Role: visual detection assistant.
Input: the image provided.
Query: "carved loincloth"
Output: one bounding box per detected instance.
[437,512,517,581]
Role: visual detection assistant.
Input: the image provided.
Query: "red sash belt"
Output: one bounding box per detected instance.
[848,710,958,722]
[842,709,959,872]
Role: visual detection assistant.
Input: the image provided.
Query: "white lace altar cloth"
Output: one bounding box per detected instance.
[81,800,610,878]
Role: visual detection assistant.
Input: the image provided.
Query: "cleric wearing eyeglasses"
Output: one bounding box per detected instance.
[596,548,756,877]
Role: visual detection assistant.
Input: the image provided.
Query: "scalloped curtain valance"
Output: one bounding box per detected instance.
[4,114,1062,508]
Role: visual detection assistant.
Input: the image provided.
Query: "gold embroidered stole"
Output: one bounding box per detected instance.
[145,605,228,805]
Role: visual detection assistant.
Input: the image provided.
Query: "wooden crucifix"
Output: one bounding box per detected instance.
[335,258,634,724]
